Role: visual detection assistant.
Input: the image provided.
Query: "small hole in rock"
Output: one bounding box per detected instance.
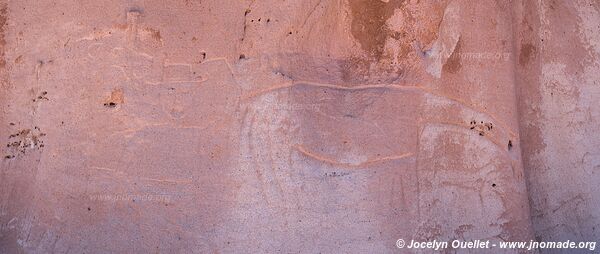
[104,102,117,108]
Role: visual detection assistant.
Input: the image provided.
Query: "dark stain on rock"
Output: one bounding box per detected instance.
[469,120,493,136]
[148,28,162,41]
[443,38,462,74]
[519,43,536,66]
[348,0,403,59]
[5,127,46,157]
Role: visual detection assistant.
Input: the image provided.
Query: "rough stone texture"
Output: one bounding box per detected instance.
[515,0,600,251]
[0,0,597,253]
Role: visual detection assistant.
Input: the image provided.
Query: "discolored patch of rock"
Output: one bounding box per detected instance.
[5,127,46,159]
[348,0,403,60]
[0,4,7,68]
[519,43,536,66]
[103,88,124,108]
[443,38,462,74]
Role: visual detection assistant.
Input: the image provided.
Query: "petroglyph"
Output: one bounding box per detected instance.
[6,0,583,252]
[244,81,517,140]
[90,166,192,185]
[77,11,206,88]
[294,144,413,168]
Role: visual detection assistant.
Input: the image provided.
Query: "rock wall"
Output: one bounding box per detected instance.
[0,0,597,253]
[515,0,600,250]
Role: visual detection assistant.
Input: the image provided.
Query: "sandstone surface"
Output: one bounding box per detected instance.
[0,1,599,253]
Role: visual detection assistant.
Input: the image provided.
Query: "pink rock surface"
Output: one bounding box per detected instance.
[0,0,598,253]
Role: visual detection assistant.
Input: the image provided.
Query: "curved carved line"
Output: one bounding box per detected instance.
[293,144,413,168]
